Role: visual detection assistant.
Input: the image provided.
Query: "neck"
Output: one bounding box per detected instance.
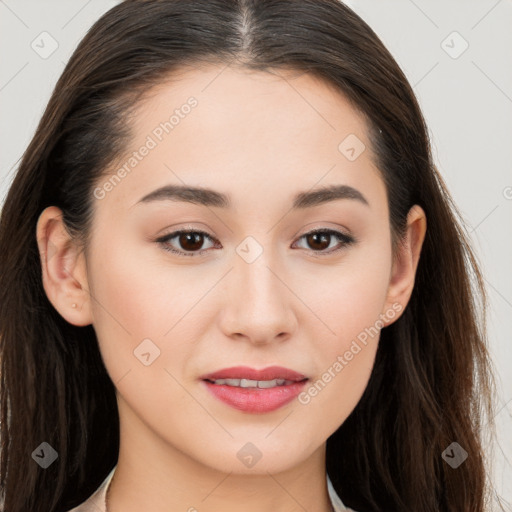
[106,397,335,512]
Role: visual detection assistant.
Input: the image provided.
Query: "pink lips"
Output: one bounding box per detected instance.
[200,366,308,413]
[201,365,307,382]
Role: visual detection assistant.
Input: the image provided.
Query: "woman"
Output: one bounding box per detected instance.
[0,1,500,511]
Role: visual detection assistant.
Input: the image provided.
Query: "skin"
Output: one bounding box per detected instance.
[37,64,426,512]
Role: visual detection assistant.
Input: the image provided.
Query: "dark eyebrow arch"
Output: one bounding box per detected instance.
[292,184,369,208]
[134,183,369,209]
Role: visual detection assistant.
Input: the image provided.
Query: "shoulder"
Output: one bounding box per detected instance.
[327,472,358,512]
[63,492,105,512]
[64,467,116,512]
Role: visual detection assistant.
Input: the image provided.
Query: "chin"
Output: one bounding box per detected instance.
[187,435,318,476]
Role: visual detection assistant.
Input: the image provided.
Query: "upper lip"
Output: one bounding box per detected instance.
[201,366,308,382]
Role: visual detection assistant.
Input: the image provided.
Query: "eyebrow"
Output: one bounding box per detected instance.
[135,183,369,209]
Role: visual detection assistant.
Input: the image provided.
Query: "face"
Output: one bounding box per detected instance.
[39,64,423,476]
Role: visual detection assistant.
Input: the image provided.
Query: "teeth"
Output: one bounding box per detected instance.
[210,378,294,388]
[240,378,258,388]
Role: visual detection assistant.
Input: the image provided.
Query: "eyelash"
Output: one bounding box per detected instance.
[156,228,355,257]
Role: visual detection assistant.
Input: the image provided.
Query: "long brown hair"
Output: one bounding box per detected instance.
[0,1,501,510]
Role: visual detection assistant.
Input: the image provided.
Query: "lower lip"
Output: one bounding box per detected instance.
[202,380,308,413]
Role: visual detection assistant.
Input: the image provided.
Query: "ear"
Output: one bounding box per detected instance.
[36,206,93,326]
[382,205,427,326]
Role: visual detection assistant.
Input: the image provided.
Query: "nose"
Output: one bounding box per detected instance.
[218,247,298,346]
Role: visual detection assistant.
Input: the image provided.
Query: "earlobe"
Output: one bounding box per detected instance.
[36,206,93,327]
[382,205,427,326]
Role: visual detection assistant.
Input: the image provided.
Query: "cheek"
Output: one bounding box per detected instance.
[87,241,213,448]
[87,235,209,384]
[297,237,392,426]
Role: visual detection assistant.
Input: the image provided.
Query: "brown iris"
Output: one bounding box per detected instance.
[179,232,205,251]
[305,231,331,251]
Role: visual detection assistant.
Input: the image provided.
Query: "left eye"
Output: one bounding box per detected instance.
[157,228,354,257]
[157,230,217,257]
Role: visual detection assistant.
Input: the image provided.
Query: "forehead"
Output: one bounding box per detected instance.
[132,63,370,145]
[97,63,384,213]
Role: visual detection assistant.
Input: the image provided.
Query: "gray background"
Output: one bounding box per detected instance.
[1,0,510,507]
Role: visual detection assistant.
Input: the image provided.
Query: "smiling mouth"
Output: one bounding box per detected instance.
[200,366,309,413]
[204,378,303,388]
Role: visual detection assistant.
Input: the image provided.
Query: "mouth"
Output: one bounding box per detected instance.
[204,377,300,388]
[200,366,309,413]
